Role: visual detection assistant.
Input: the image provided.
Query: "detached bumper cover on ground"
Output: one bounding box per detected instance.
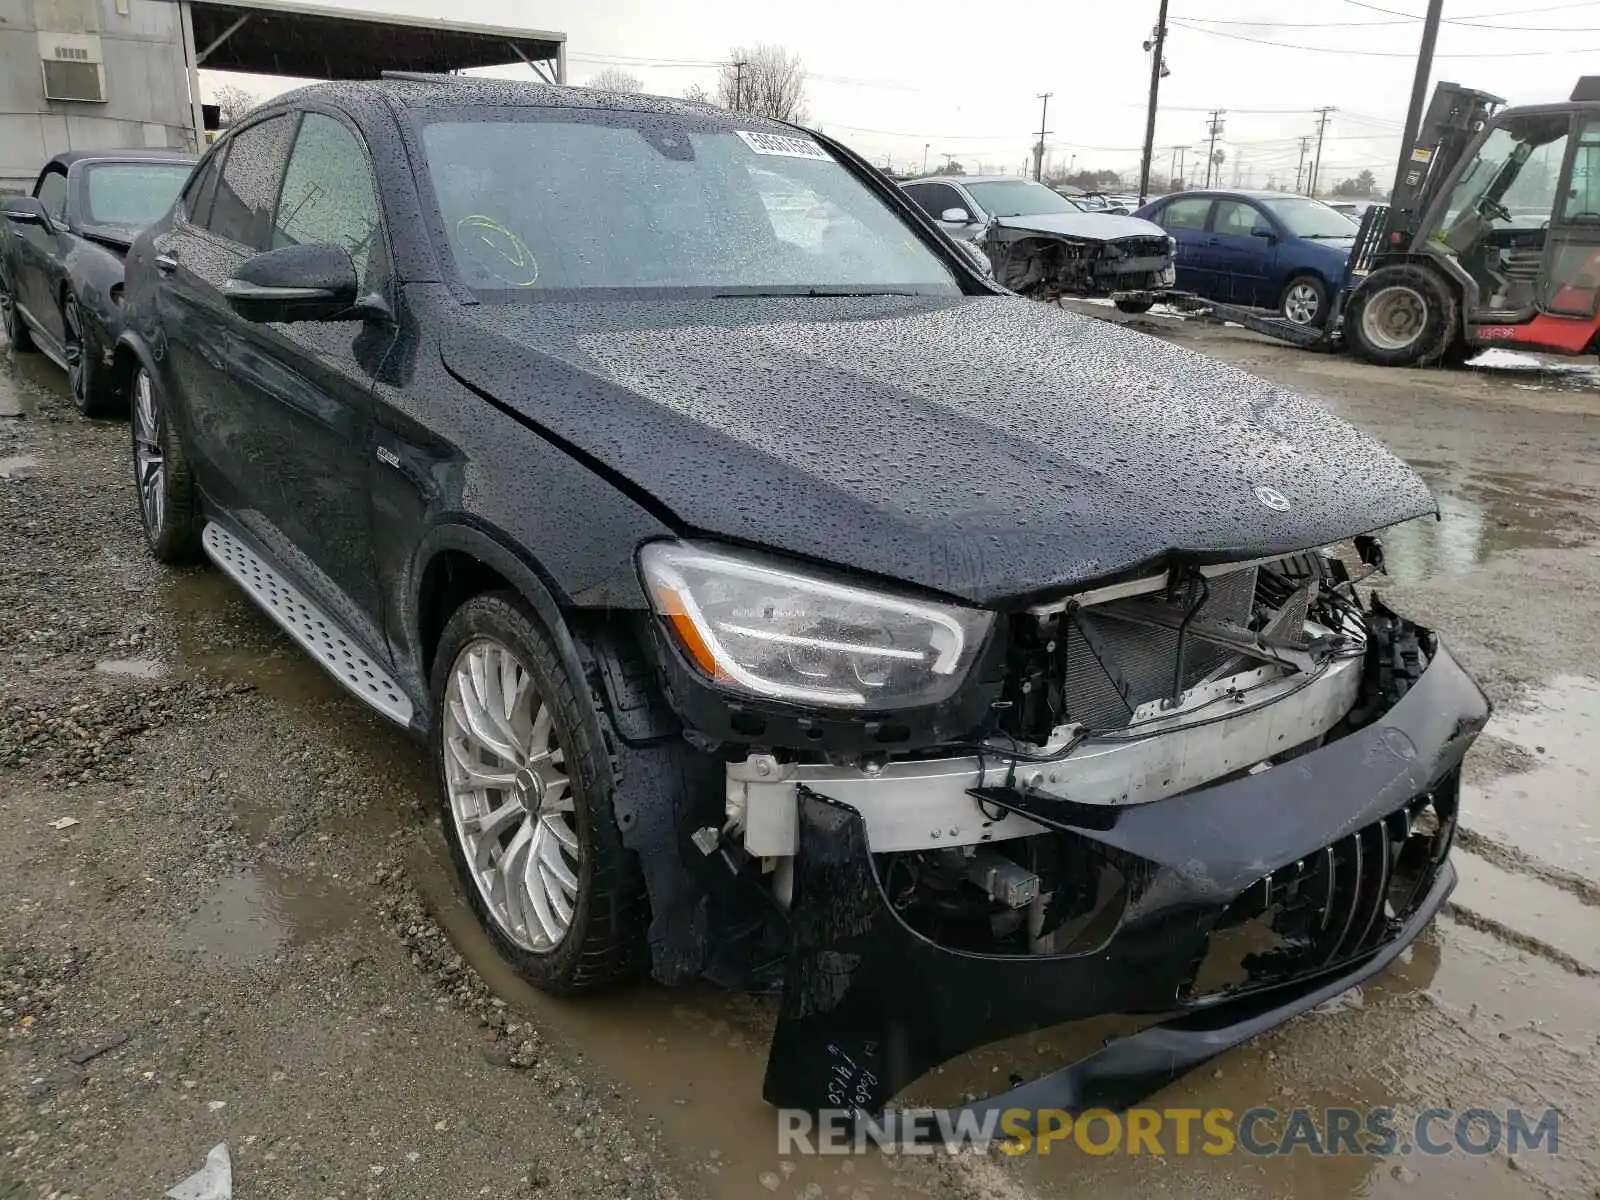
[763,642,1488,1120]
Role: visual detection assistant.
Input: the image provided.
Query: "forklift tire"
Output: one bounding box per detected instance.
[1113,297,1155,314]
[1345,264,1459,368]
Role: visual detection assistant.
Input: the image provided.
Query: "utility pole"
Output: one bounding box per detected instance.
[1203,110,1225,188]
[1137,0,1171,205]
[1295,136,1312,194]
[1310,106,1336,196]
[732,59,748,112]
[1174,145,1187,189]
[923,143,929,175]
[941,152,957,171]
[1391,0,1445,209]
[1034,92,1052,182]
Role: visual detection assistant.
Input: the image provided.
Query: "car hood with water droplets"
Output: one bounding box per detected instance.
[441,294,1435,607]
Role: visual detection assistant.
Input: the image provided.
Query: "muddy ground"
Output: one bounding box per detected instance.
[3,310,1599,1200]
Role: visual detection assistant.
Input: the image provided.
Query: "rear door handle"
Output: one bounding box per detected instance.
[155,253,178,274]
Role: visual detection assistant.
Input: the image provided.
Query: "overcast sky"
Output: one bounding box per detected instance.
[206,0,1600,189]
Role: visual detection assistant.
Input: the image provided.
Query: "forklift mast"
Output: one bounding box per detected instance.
[1381,81,1505,250]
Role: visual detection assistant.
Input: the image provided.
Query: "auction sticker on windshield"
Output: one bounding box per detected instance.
[736,130,831,160]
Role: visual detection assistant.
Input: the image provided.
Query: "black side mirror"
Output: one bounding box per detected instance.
[1251,226,1279,242]
[222,243,361,323]
[2,196,50,229]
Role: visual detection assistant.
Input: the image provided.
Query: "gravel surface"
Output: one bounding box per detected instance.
[0,350,694,1199]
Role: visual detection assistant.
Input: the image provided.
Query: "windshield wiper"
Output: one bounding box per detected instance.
[710,288,920,298]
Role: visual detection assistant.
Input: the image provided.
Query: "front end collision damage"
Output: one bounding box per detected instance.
[593,544,1489,1120]
[978,222,1175,301]
[762,638,1484,1120]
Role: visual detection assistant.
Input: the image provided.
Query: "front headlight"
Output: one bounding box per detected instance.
[639,541,992,709]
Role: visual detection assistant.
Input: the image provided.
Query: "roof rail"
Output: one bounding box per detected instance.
[379,70,464,85]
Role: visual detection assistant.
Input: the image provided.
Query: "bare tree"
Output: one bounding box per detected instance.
[586,67,643,94]
[716,45,807,123]
[681,82,713,105]
[211,84,259,127]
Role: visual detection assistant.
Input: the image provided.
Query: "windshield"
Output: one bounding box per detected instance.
[82,162,191,226]
[1259,196,1357,238]
[415,110,958,296]
[963,180,1079,218]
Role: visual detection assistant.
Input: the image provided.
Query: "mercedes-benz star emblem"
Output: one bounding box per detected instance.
[1254,485,1292,512]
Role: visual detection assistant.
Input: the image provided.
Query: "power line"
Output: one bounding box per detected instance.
[1170,17,1600,55]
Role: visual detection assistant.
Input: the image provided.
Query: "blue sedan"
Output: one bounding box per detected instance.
[1133,190,1357,328]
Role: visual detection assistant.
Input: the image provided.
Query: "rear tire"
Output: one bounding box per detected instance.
[1,275,33,352]
[431,592,648,995]
[64,295,122,418]
[1345,264,1459,367]
[1114,297,1156,315]
[131,366,202,563]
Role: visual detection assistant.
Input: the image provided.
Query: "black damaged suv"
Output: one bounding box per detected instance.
[118,76,1488,1123]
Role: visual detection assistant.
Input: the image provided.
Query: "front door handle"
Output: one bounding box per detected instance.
[1206,237,1220,246]
[155,253,178,274]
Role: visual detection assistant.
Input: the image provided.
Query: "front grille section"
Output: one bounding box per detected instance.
[1002,564,1269,738]
[1184,775,1458,1001]
[1109,235,1172,260]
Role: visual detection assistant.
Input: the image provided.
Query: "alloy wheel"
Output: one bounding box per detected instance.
[1283,282,1322,326]
[63,299,84,402]
[1361,284,1428,352]
[442,637,580,953]
[132,370,165,535]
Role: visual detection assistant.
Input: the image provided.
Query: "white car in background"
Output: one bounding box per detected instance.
[900,175,1175,312]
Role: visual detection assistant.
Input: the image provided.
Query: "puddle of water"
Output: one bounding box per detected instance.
[162,569,353,710]
[1381,464,1599,584]
[182,866,359,964]
[0,453,38,478]
[94,656,169,680]
[0,347,66,415]
[410,834,938,1200]
[1453,849,1600,971]
[1463,675,1600,888]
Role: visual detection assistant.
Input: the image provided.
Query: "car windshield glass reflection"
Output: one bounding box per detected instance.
[83,163,192,226]
[416,110,959,296]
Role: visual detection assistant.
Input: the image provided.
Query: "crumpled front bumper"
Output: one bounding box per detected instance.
[762,641,1488,1125]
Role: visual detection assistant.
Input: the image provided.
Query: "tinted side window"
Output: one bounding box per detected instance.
[914,183,967,219]
[1213,200,1262,236]
[1156,197,1211,231]
[901,184,936,217]
[205,115,295,249]
[181,149,223,225]
[35,171,68,222]
[272,113,383,283]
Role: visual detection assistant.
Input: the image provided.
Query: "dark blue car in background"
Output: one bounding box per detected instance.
[1134,190,1357,328]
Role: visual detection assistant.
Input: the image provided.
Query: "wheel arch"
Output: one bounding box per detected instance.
[411,521,588,692]
[110,330,156,403]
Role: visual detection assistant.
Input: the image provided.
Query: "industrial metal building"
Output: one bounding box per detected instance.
[2,0,566,193]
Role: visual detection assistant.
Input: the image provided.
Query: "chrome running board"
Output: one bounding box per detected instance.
[201,522,414,727]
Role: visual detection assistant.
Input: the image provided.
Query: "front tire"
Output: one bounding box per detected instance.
[64,295,122,418]
[431,593,648,995]
[1,275,33,352]
[1345,264,1459,367]
[1114,297,1156,315]
[131,366,202,562]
